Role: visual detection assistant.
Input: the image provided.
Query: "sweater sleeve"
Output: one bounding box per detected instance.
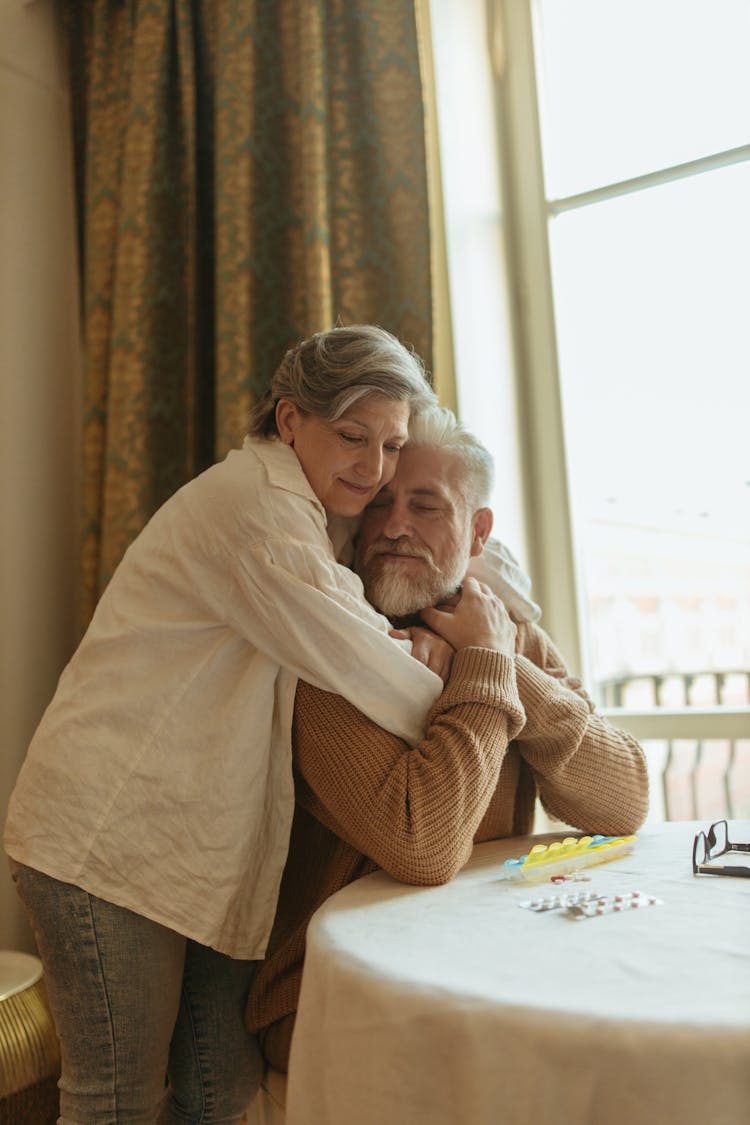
[513,623,650,835]
[173,442,443,746]
[292,648,526,885]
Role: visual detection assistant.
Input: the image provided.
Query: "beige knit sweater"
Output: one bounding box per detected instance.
[245,623,649,1067]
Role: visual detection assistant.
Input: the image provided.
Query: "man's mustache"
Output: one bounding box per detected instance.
[361,538,435,567]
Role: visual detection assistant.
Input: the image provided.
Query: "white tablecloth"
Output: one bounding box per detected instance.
[285,820,750,1125]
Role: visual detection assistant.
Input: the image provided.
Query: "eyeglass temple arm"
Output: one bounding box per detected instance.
[695,863,750,878]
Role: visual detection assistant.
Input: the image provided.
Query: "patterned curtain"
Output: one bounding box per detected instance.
[62,0,433,630]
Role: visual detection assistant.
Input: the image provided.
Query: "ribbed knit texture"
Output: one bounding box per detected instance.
[246,624,649,1066]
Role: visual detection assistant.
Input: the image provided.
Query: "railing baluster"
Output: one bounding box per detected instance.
[723,740,737,820]
[690,740,704,819]
[662,741,674,822]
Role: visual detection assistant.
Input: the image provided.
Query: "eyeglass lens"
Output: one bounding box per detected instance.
[706,820,728,859]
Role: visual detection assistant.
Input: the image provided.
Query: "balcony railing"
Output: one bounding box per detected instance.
[598,671,750,822]
[598,670,750,709]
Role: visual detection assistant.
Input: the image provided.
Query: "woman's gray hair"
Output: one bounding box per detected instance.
[407,406,494,510]
[248,324,436,437]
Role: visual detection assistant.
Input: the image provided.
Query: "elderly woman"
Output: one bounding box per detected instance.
[4,324,449,1125]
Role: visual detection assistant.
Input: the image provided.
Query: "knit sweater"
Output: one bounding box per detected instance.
[245,622,649,1066]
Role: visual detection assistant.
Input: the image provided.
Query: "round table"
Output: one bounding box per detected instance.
[285,820,750,1125]
[0,951,60,1125]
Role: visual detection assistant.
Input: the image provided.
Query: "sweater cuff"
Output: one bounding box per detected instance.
[433,648,525,736]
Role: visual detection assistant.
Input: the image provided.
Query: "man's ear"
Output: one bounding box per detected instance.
[275,399,299,445]
[469,507,493,558]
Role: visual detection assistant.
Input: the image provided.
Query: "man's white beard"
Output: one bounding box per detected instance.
[359,539,472,618]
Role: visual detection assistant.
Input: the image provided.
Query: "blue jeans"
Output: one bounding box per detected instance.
[9,860,263,1124]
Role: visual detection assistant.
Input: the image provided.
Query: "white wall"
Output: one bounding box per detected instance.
[0,0,81,951]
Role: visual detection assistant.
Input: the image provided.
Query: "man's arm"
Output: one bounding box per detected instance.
[512,622,650,835]
[244,654,524,1070]
[293,645,525,885]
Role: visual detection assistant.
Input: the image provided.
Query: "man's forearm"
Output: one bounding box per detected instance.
[513,653,649,835]
[294,648,525,886]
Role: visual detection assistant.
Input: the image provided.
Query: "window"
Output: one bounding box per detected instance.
[428,0,750,819]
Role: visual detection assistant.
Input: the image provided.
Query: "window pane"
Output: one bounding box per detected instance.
[534,0,750,197]
[548,161,750,704]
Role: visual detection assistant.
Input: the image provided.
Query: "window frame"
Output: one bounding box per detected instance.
[486,0,750,742]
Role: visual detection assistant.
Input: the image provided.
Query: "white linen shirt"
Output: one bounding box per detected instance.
[3,438,443,958]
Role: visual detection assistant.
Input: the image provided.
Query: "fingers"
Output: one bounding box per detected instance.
[420,580,516,654]
[433,591,461,613]
[409,629,454,682]
[422,581,509,629]
[424,578,491,621]
[546,667,595,711]
[424,644,454,682]
[394,626,455,682]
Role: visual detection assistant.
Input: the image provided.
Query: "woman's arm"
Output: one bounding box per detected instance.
[220,535,444,745]
[182,446,444,745]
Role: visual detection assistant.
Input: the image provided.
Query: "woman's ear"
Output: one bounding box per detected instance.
[275,399,299,445]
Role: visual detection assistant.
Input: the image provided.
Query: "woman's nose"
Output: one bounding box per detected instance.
[356,444,384,483]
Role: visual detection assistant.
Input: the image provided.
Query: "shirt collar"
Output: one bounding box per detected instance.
[243,434,326,517]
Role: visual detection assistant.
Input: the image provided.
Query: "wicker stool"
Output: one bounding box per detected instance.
[0,951,60,1125]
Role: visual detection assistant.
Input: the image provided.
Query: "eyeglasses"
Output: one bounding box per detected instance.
[692,820,750,878]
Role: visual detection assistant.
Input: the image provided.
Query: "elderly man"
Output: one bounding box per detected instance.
[246,408,649,1070]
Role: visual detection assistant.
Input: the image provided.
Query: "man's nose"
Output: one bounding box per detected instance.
[380,502,413,540]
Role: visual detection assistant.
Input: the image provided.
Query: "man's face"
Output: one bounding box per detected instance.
[356,444,490,617]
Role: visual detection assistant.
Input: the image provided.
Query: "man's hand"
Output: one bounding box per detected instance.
[390,626,455,683]
[420,577,517,655]
[547,666,596,712]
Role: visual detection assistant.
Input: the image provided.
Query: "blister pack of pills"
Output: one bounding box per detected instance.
[520,889,663,919]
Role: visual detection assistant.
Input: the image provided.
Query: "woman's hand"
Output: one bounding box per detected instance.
[420,577,517,656]
[390,626,455,683]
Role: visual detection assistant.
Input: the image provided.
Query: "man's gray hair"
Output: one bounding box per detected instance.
[407,406,494,510]
[248,324,436,437]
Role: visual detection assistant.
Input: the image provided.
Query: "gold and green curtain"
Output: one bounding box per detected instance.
[62,0,434,630]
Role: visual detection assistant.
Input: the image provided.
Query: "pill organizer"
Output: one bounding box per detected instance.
[497,834,637,884]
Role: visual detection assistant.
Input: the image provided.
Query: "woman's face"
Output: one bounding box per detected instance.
[276,394,410,517]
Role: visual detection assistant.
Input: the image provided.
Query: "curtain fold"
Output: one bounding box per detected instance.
[63,0,433,630]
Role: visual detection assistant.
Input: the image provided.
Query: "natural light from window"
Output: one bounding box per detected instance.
[534,0,750,708]
[534,0,750,198]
